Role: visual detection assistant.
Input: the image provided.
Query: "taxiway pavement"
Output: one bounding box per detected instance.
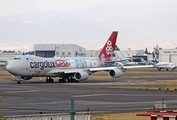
[0,81,177,115]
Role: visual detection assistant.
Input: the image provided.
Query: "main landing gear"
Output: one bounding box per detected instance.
[16,76,79,84]
[46,77,54,83]
[59,76,79,83]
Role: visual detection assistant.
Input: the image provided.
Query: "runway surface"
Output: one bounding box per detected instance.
[0,80,177,116]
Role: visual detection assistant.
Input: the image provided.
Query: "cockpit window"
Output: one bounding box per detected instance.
[14,58,21,60]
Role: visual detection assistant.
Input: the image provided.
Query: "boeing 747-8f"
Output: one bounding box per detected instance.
[6,31,153,84]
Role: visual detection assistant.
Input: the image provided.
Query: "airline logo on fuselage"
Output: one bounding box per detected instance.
[30,60,56,70]
[55,59,70,67]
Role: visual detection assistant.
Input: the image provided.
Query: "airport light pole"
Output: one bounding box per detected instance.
[128,48,131,58]
[70,99,75,120]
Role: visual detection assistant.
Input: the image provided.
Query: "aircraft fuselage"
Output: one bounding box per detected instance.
[7,55,102,77]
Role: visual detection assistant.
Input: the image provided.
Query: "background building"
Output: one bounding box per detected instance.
[34,44,145,59]
[159,49,177,65]
[34,44,86,58]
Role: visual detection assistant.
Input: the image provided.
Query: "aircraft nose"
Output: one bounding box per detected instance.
[6,63,16,74]
[6,64,11,72]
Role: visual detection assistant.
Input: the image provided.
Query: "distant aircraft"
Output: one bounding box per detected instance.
[6,31,153,84]
[114,57,147,66]
[153,62,176,71]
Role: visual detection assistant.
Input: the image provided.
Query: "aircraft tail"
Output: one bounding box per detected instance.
[98,31,118,63]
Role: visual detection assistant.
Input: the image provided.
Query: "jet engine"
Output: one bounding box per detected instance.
[74,71,89,81]
[20,76,32,80]
[108,68,123,78]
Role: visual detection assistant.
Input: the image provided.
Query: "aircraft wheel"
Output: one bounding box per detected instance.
[61,77,67,82]
[50,79,54,83]
[68,79,74,82]
[73,80,79,83]
[166,69,169,71]
[59,79,65,83]
[46,79,49,83]
[17,80,22,84]
[46,77,54,83]
[63,78,69,82]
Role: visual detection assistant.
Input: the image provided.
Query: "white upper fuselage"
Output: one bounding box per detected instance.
[6,55,103,77]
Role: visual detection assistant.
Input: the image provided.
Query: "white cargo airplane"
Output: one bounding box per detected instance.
[6,31,153,84]
[153,62,176,71]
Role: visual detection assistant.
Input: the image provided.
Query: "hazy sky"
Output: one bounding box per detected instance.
[0,0,177,52]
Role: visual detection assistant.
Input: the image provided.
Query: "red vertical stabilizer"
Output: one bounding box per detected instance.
[98,31,118,63]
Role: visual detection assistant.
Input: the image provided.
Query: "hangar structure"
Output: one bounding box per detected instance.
[159,49,177,65]
[34,44,87,58]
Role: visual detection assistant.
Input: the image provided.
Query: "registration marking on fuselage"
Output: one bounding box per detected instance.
[73,94,106,98]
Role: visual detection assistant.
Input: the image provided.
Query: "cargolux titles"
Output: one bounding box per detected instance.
[30,60,56,70]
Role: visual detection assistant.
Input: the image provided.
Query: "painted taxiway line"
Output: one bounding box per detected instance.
[5,90,42,94]
[74,94,106,97]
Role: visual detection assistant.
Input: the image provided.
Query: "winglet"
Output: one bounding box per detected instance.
[98,31,118,63]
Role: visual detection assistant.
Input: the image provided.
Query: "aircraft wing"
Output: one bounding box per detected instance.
[47,65,153,75]
[122,65,153,69]
[89,65,153,71]
[89,66,120,71]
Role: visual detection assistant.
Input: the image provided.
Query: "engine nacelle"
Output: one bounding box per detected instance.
[74,71,89,81]
[20,76,32,80]
[108,68,123,78]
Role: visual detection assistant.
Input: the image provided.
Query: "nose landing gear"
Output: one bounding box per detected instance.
[17,80,23,84]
